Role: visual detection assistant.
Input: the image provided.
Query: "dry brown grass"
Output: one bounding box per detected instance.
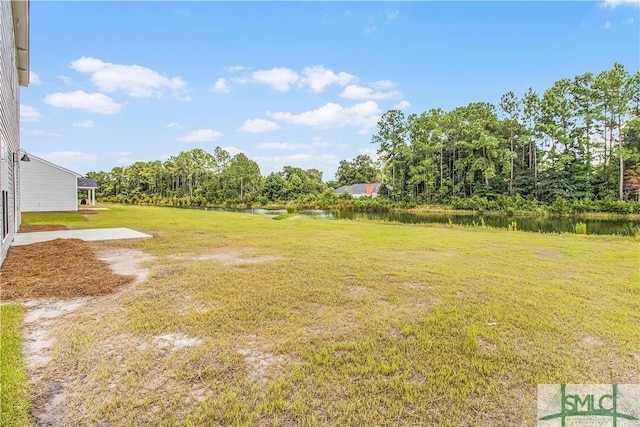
[0,239,134,300]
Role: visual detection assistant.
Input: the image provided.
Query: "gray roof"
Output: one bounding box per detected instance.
[77,177,98,188]
[333,183,381,195]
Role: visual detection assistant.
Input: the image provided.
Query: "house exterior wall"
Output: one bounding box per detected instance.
[21,157,79,212]
[0,1,21,264]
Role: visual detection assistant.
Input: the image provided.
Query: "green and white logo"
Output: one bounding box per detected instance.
[538,384,640,427]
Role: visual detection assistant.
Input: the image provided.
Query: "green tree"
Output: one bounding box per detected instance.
[372,110,409,200]
[262,172,286,201]
[407,109,446,201]
[335,154,379,187]
[499,91,521,194]
[223,153,262,200]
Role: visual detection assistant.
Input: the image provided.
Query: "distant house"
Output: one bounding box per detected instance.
[77,177,98,206]
[20,154,97,212]
[0,0,30,265]
[333,183,382,198]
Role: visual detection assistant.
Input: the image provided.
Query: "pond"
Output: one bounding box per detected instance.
[212,208,639,236]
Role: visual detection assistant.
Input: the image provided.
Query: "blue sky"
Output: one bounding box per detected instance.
[20,0,640,180]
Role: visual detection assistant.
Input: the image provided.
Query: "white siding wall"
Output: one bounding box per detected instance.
[21,157,78,212]
[0,1,20,264]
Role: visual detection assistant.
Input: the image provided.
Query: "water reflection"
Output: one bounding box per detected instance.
[212,208,638,236]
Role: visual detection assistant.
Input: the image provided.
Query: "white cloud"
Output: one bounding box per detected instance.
[211,78,230,93]
[238,118,280,133]
[252,67,300,91]
[364,26,377,34]
[41,151,97,163]
[394,100,411,110]
[230,76,250,85]
[20,104,41,121]
[115,156,134,165]
[311,138,332,147]
[73,120,97,128]
[373,80,397,89]
[44,90,123,114]
[223,146,244,156]
[256,140,333,151]
[340,84,401,101]
[225,65,251,72]
[29,71,41,85]
[603,0,640,7]
[358,148,380,162]
[58,75,72,85]
[623,17,635,25]
[255,142,301,150]
[385,10,400,22]
[177,129,223,142]
[255,153,337,165]
[23,130,60,137]
[604,20,612,29]
[268,100,381,131]
[104,151,133,157]
[167,122,183,129]
[301,66,356,93]
[70,56,189,100]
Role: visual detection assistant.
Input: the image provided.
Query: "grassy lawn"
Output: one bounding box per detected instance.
[16,205,640,425]
[21,211,90,226]
[0,304,31,427]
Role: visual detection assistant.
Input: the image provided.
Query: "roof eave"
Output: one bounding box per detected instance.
[26,153,83,177]
[11,0,29,87]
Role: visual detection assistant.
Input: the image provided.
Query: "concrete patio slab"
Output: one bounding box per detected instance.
[12,228,152,246]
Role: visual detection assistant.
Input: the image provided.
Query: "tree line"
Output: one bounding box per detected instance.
[371,63,639,205]
[88,147,329,206]
[88,63,640,213]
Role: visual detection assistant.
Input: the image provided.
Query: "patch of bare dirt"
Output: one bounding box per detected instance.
[147,333,203,352]
[580,334,604,347]
[0,239,135,300]
[238,335,290,383]
[96,248,154,285]
[172,247,280,265]
[345,285,375,298]
[22,297,95,376]
[4,242,154,426]
[401,281,424,289]
[537,249,565,260]
[18,224,69,232]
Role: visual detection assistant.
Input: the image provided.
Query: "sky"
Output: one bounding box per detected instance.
[19,0,640,181]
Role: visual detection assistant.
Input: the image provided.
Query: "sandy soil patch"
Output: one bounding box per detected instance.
[1,240,154,426]
[536,249,565,260]
[149,333,203,352]
[172,247,280,265]
[238,335,290,383]
[580,334,605,347]
[96,248,154,285]
[401,281,424,289]
[345,285,375,298]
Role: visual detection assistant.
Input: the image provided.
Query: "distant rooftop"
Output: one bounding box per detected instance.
[333,183,381,196]
[77,177,97,188]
